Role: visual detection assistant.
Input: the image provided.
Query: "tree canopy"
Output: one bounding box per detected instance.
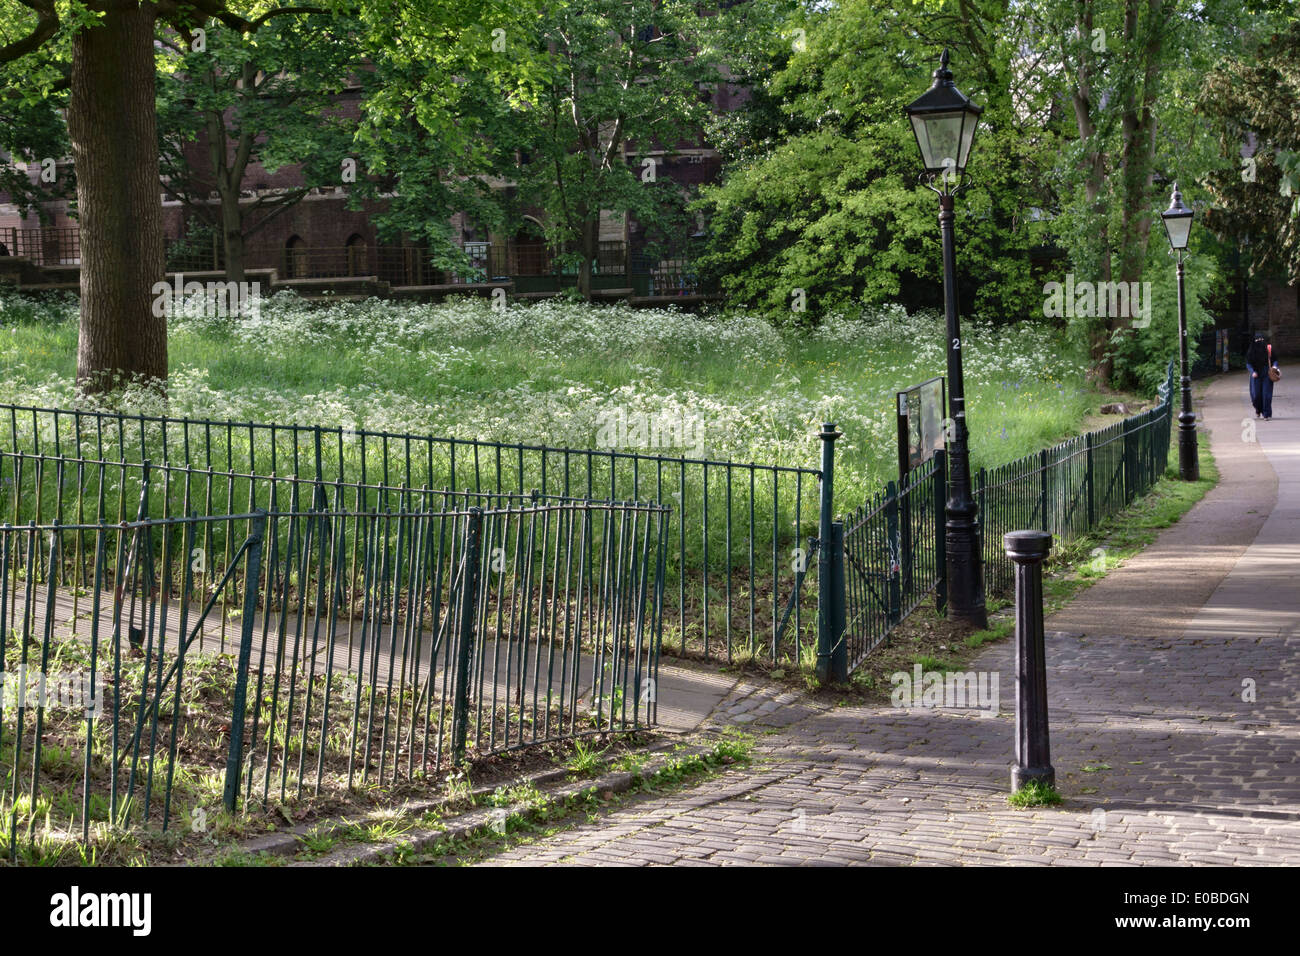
[1,0,1297,392]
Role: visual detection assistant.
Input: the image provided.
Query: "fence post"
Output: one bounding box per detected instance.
[934,449,947,613]
[899,470,914,598]
[1005,529,1054,792]
[816,424,843,684]
[827,522,847,681]
[885,481,902,627]
[223,511,265,813]
[451,507,484,764]
[1084,432,1095,528]
[1038,449,1049,534]
[1140,412,1151,494]
[1123,416,1136,504]
[976,465,987,583]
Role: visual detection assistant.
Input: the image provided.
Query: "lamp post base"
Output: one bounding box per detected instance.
[944,518,987,630]
[1011,764,1055,791]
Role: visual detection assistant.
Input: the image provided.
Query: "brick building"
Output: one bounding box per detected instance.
[2,62,739,303]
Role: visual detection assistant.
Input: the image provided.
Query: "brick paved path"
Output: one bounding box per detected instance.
[480,375,1300,865]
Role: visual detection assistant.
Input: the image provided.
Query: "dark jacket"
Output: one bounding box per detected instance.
[1247,339,1275,376]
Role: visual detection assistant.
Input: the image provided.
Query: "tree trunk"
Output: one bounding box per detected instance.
[209,61,258,284]
[1070,0,1114,383]
[68,1,166,393]
[220,188,247,283]
[1110,0,1163,383]
[578,217,598,301]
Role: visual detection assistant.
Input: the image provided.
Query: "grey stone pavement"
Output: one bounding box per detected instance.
[480,372,1300,865]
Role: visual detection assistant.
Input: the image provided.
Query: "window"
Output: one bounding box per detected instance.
[346,234,367,276]
[285,235,308,279]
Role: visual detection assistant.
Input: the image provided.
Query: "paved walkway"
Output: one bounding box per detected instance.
[480,373,1300,865]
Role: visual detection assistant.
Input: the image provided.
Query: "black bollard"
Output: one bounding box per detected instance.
[1004,529,1054,792]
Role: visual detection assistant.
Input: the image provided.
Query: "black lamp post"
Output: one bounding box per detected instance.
[905,49,987,629]
[1160,183,1199,482]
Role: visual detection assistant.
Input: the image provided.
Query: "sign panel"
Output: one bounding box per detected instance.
[896,376,946,484]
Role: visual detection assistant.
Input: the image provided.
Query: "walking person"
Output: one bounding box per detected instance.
[1246,332,1281,420]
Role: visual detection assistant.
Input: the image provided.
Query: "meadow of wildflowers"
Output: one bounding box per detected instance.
[0,291,1095,501]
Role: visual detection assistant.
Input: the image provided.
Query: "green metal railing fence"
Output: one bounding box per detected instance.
[975,394,1172,595]
[162,240,635,286]
[840,451,946,670]
[0,481,666,855]
[0,405,822,668]
[821,359,1176,676]
[0,356,1175,695]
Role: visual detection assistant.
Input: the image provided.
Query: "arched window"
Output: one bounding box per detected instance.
[346,234,367,276]
[285,235,308,279]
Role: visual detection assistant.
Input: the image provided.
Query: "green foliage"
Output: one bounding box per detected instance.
[1200,19,1300,282]
[696,0,806,167]
[155,12,362,263]
[695,0,1284,390]
[0,0,78,218]
[348,0,717,278]
[496,0,718,276]
[1108,242,1218,393]
[348,0,533,254]
[697,130,931,317]
[1278,151,1300,221]
[0,96,72,219]
[4,0,1288,395]
[696,0,1043,324]
[1034,0,1271,387]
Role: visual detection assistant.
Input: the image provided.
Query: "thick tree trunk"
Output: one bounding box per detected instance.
[1117,0,1163,291]
[220,190,247,284]
[68,1,166,393]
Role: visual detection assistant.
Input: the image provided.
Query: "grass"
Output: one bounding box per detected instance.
[0,291,1102,493]
[391,735,755,866]
[964,620,1014,650]
[0,292,1126,668]
[565,740,608,776]
[1008,780,1064,808]
[197,734,757,866]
